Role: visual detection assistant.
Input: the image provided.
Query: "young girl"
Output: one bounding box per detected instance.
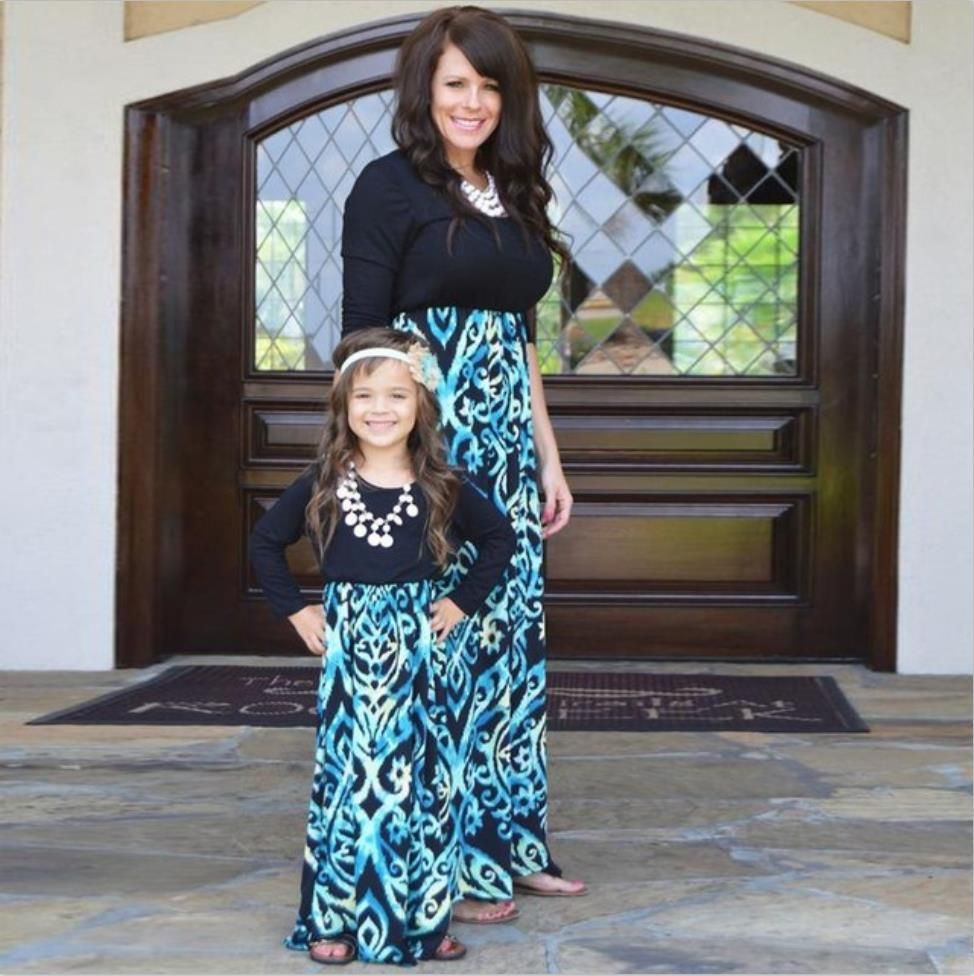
[249,327,516,966]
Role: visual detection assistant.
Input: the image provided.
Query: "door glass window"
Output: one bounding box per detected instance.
[254,86,799,376]
[254,92,396,371]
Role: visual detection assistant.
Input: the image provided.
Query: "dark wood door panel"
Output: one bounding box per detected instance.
[245,403,814,471]
[550,510,775,583]
[246,407,320,463]
[545,604,807,658]
[545,497,810,591]
[554,408,814,472]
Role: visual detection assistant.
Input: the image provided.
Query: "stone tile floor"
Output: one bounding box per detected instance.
[0,658,971,975]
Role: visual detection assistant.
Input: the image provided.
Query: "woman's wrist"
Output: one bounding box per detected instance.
[535,432,562,471]
[525,346,562,471]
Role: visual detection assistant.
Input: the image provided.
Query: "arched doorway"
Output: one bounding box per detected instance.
[117,12,906,668]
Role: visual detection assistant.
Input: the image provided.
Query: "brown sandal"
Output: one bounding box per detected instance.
[433,934,467,961]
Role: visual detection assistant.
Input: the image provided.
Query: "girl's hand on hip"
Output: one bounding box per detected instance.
[430,598,465,642]
[288,604,327,656]
[540,464,573,539]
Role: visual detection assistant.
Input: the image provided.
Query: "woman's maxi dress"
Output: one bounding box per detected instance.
[392,307,555,901]
[341,150,562,903]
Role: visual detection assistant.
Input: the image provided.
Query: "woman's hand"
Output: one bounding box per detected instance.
[288,604,327,656]
[525,345,573,539]
[430,597,466,642]
[540,462,573,539]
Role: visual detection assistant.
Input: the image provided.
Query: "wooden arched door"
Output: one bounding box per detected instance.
[118,13,905,667]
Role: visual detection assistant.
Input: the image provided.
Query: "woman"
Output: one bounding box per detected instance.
[341,5,587,923]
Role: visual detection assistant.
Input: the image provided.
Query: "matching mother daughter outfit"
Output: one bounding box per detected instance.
[251,148,559,964]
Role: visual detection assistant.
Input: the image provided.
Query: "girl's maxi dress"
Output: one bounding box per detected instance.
[341,150,562,903]
[249,471,516,964]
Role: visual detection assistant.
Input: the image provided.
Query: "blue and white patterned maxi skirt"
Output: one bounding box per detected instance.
[393,307,558,902]
[285,580,454,965]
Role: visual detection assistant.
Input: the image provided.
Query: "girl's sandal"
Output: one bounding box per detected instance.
[433,934,467,962]
[308,935,357,966]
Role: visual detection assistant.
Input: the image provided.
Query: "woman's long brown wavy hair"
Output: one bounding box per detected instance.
[392,5,570,268]
[305,328,460,567]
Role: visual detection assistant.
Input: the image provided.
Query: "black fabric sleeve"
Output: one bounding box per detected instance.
[446,479,517,616]
[248,468,316,618]
[341,159,415,334]
[341,256,398,334]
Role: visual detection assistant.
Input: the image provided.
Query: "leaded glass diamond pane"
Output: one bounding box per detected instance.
[254,91,395,372]
[254,85,800,376]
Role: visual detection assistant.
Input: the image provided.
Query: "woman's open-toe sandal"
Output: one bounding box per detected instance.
[452,899,520,925]
[433,934,467,962]
[513,876,588,898]
[308,934,357,966]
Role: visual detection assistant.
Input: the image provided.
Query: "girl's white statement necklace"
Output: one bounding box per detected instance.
[460,171,507,217]
[337,463,419,549]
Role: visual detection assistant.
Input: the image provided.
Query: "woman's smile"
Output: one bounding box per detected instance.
[450,117,486,131]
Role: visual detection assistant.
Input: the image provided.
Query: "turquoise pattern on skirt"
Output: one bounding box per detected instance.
[285,580,454,965]
[393,306,556,901]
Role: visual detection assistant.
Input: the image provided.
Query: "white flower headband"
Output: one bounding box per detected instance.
[337,343,443,393]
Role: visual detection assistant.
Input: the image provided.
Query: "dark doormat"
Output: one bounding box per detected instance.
[28,666,868,733]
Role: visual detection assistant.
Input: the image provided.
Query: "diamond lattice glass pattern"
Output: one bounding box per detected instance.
[537,86,800,376]
[255,92,396,371]
[254,86,799,375]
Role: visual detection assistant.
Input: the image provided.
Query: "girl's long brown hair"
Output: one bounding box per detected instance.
[392,5,570,268]
[306,328,459,567]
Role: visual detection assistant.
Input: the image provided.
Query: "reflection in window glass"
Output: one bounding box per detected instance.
[253,86,799,376]
[536,86,800,377]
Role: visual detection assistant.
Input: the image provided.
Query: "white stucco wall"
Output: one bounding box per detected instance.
[0,0,971,673]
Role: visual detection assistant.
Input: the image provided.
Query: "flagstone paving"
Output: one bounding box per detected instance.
[0,659,970,974]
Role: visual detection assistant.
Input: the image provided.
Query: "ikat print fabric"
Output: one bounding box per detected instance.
[286,307,556,965]
[394,307,557,896]
[285,580,453,964]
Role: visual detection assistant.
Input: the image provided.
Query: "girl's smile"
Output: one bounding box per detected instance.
[347,360,418,455]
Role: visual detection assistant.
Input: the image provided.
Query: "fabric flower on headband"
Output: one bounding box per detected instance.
[406,342,443,393]
[336,343,443,393]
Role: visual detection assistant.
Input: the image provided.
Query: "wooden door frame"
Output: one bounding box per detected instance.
[116,11,906,669]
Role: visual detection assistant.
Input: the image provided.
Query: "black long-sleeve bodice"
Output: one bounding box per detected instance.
[341,150,554,335]
[249,467,516,619]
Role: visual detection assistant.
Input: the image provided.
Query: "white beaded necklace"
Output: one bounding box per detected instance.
[336,463,419,549]
[459,171,507,218]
